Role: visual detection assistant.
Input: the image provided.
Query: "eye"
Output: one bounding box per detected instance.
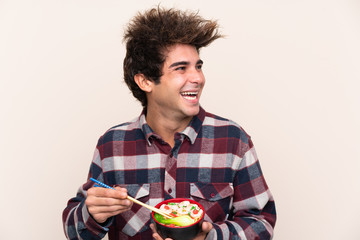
[175,66,186,71]
[196,64,203,70]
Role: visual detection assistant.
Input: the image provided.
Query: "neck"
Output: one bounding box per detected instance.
[146,108,192,148]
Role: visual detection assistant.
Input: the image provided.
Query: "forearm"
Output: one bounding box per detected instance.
[62,146,113,239]
[205,205,276,240]
[63,168,112,240]
[63,196,112,240]
[208,144,276,240]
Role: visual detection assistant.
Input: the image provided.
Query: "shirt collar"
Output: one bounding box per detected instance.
[138,107,206,146]
[139,110,155,146]
[180,106,205,144]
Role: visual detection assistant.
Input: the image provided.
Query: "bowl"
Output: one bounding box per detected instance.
[151,198,205,240]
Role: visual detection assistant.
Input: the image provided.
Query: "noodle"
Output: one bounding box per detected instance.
[157,201,204,227]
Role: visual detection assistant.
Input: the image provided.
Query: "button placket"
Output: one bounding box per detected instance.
[164,154,176,198]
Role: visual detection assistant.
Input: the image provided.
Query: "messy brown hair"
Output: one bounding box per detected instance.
[123,6,222,108]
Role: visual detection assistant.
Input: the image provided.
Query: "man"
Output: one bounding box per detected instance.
[63,7,276,240]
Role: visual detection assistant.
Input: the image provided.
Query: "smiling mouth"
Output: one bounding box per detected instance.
[180,91,198,100]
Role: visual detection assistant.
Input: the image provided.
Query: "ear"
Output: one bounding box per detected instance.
[134,74,153,93]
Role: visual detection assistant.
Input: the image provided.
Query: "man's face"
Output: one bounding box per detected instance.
[147,44,205,121]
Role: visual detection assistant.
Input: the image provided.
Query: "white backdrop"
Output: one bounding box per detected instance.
[1,0,359,239]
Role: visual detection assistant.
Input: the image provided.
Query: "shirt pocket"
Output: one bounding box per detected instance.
[190,182,234,223]
[114,183,151,237]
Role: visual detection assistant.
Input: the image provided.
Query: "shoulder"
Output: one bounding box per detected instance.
[202,111,252,145]
[97,116,143,146]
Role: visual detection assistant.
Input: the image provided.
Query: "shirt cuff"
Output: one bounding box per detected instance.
[82,203,114,234]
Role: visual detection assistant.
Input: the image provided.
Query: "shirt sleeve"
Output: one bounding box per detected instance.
[62,148,113,240]
[205,145,277,240]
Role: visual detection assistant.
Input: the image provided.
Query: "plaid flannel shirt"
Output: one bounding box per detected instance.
[63,107,276,240]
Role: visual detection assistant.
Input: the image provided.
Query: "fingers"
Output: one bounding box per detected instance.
[201,221,213,233]
[88,186,128,199]
[150,224,162,240]
[87,201,131,214]
[86,194,132,207]
[85,186,133,224]
[86,187,132,208]
[89,209,126,224]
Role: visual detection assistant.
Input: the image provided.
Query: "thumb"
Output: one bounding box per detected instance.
[202,221,213,233]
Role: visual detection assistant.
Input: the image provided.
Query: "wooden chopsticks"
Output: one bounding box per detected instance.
[90,178,172,219]
[126,195,173,218]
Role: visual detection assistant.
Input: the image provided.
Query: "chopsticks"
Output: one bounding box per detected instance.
[90,178,173,219]
[126,195,173,219]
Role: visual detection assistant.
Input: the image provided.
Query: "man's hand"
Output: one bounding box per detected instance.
[85,186,133,224]
[150,221,213,240]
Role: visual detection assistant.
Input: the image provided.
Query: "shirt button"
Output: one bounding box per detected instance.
[168,188,172,193]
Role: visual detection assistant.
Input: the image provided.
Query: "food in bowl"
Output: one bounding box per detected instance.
[156,200,204,226]
[151,198,205,240]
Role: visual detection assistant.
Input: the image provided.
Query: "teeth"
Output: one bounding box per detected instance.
[181,92,198,100]
[181,92,198,96]
[183,95,197,100]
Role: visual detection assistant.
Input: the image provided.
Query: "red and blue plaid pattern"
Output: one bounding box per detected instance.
[63,107,276,239]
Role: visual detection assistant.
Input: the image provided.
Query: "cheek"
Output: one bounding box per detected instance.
[199,77,206,91]
[168,79,185,91]
[201,73,206,84]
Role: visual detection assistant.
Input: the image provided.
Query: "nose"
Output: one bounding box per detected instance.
[189,68,205,85]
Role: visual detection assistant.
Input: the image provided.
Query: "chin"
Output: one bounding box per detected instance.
[184,106,200,117]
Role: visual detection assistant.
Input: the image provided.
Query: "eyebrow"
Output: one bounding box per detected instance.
[168,59,203,69]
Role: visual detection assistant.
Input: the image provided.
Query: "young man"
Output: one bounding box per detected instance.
[63,7,276,240]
